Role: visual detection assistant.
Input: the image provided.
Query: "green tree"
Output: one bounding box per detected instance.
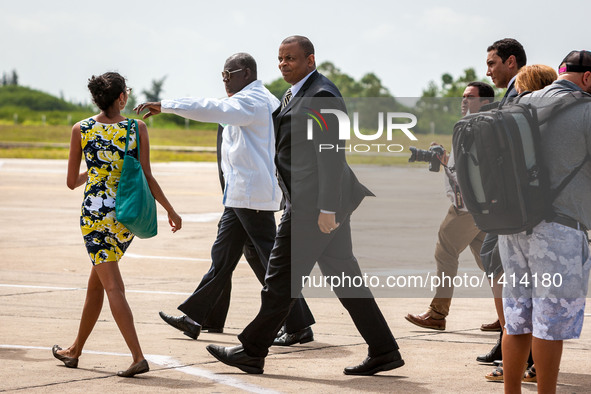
[142,76,167,102]
[358,73,391,97]
[421,68,502,98]
[264,62,406,131]
[317,61,362,96]
[421,81,439,98]
[264,61,394,100]
[414,68,505,134]
[124,90,138,114]
[11,70,18,86]
[1,70,17,86]
[265,78,290,100]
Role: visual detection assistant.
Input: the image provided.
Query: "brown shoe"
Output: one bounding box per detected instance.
[480,319,502,331]
[405,312,446,330]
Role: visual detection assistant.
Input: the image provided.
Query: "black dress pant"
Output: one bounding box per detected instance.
[200,240,260,329]
[238,206,398,358]
[178,207,315,332]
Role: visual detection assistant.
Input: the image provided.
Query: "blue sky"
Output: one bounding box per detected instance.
[3,0,590,104]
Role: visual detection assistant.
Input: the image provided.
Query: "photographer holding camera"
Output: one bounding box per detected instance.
[405,82,494,330]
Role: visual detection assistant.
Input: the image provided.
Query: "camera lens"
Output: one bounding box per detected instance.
[408,146,433,163]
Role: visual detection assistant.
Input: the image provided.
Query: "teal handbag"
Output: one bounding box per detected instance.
[115,119,158,238]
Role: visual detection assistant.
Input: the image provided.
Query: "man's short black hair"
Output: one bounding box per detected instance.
[467,81,495,100]
[228,53,257,78]
[487,38,527,69]
[281,35,315,57]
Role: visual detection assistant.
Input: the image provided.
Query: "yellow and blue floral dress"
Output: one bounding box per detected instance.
[80,118,137,265]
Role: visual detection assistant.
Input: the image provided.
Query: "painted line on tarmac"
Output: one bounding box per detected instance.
[0,345,279,394]
[0,283,191,296]
[156,212,221,223]
[0,207,221,224]
[0,284,79,291]
[125,252,212,262]
[125,252,246,264]
[148,354,279,394]
[0,166,66,174]
[0,160,217,174]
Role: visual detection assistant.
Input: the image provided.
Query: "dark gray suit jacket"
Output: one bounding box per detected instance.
[273,70,372,219]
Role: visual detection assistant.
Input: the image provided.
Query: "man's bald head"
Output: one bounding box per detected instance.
[225,52,257,79]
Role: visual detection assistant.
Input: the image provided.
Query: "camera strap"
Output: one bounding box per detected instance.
[447,177,464,209]
[444,157,463,209]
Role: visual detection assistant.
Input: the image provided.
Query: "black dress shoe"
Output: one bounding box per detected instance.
[52,345,78,368]
[344,349,405,376]
[476,332,502,363]
[206,344,264,374]
[273,326,314,346]
[117,359,149,377]
[159,311,201,340]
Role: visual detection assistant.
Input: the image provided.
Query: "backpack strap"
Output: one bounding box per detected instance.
[549,153,590,203]
[543,91,590,202]
[514,90,532,102]
[498,90,531,109]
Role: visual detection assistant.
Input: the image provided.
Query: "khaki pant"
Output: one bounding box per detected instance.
[428,205,486,319]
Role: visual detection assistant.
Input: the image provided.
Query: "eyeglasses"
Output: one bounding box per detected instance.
[221,69,243,80]
[126,87,132,94]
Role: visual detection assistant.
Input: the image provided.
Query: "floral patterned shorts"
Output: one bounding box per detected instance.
[499,221,591,340]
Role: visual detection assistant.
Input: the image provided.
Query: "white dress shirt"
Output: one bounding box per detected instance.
[161,80,282,211]
[290,70,316,97]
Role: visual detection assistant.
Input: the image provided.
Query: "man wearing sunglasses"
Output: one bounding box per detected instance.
[206,36,403,376]
[135,52,315,342]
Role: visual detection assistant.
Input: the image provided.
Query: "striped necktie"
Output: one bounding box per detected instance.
[281,89,292,110]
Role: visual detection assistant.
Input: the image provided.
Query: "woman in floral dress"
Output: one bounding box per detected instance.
[52,72,182,377]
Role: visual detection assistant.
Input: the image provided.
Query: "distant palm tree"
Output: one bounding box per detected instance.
[142,76,167,102]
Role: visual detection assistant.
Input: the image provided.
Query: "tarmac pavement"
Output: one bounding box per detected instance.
[0,158,589,393]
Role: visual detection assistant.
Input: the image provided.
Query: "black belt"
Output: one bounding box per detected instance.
[548,215,588,232]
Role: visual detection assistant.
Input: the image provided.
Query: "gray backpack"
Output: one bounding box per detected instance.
[452,92,588,235]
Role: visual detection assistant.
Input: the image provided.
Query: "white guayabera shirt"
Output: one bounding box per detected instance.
[162,80,282,211]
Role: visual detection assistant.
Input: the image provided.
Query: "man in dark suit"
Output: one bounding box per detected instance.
[207,36,404,376]
[477,38,527,365]
[486,38,527,104]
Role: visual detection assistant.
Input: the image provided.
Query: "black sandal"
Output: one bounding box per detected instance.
[485,365,504,381]
[523,365,537,382]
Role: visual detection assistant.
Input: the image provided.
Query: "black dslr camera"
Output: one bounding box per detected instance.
[408,145,445,172]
